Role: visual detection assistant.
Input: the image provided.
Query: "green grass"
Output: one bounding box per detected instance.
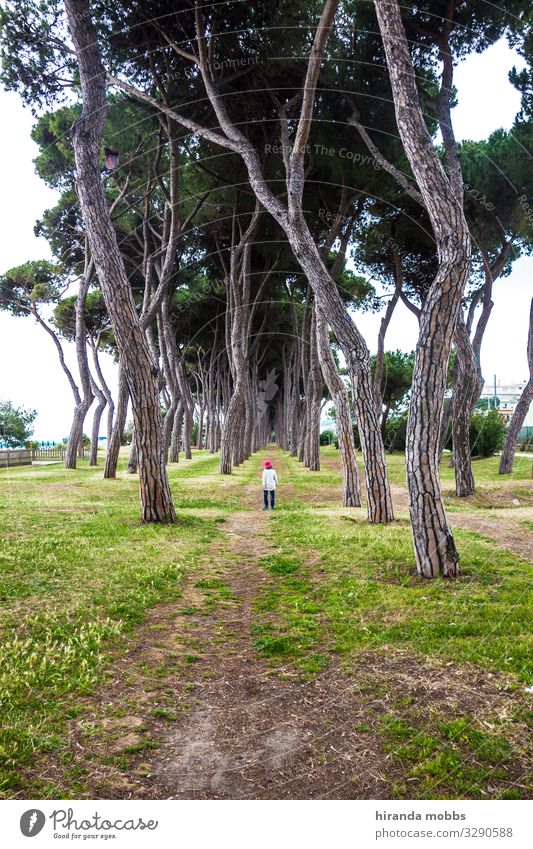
[0,451,222,795]
[0,444,531,799]
[381,711,524,799]
[257,510,532,680]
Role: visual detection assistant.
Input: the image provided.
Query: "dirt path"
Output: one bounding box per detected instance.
[131,511,400,800]
[24,509,402,799]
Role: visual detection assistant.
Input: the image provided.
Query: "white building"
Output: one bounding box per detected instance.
[480,380,531,425]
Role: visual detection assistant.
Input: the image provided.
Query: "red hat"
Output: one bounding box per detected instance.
[264,460,272,468]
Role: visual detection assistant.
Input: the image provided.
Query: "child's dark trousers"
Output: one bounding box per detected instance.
[263,490,275,509]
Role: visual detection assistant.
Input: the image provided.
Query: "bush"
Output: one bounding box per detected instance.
[320,429,336,446]
[469,410,506,457]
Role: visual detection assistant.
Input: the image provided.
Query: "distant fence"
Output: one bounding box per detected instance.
[0,446,87,466]
[0,449,32,468]
[31,446,86,461]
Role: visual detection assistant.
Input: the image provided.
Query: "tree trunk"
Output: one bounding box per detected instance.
[90,338,115,448]
[374,271,402,415]
[450,244,506,482]
[65,275,94,469]
[89,376,106,466]
[499,298,533,474]
[196,404,205,449]
[438,398,452,462]
[375,0,471,575]
[220,382,245,474]
[104,362,128,479]
[177,361,194,460]
[304,310,321,471]
[169,401,183,463]
[128,435,138,475]
[451,316,481,496]
[316,306,361,507]
[64,0,175,522]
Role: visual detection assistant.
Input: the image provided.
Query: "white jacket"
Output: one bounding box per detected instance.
[262,468,278,491]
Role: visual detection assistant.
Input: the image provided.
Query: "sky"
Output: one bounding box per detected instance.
[0,38,531,440]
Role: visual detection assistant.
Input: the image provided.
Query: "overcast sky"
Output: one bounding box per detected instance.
[0,38,531,440]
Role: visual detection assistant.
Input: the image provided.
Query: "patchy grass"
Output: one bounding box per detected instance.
[0,451,222,796]
[381,711,528,799]
[258,509,532,681]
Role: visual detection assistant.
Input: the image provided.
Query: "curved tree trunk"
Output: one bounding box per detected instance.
[65,274,94,469]
[104,362,128,479]
[90,338,115,449]
[451,316,482,496]
[64,0,175,523]
[89,376,107,466]
[316,306,361,507]
[499,298,533,474]
[375,0,471,575]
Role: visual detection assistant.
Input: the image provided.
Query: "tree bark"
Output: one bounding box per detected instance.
[169,400,184,464]
[499,298,533,474]
[65,272,94,468]
[374,265,402,416]
[316,306,361,506]
[89,375,106,466]
[304,309,322,471]
[451,316,481,495]
[64,0,175,522]
[375,0,471,576]
[90,336,115,448]
[104,362,128,479]
[450,241,509,488]
[128,435,138,475]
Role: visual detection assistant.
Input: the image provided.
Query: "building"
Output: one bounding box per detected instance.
[480,380,529,425]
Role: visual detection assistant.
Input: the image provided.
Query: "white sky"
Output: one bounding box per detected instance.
[0,38,531,440]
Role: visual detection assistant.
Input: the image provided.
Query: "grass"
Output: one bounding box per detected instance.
[257,510,532,679]
[0,451,223,795]
[0,444,531,799]
[381,711,522,799]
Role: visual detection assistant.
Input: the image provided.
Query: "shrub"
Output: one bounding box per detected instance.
[320,429,336,446]
[469,410,507,457]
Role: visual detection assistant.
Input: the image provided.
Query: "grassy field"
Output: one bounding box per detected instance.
[0,446,531,799]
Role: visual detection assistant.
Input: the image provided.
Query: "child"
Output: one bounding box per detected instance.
[262,460,278,510]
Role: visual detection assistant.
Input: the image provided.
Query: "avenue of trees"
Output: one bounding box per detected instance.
[0,0,531,577]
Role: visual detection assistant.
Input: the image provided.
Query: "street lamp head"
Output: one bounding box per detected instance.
[104,147,120,171]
